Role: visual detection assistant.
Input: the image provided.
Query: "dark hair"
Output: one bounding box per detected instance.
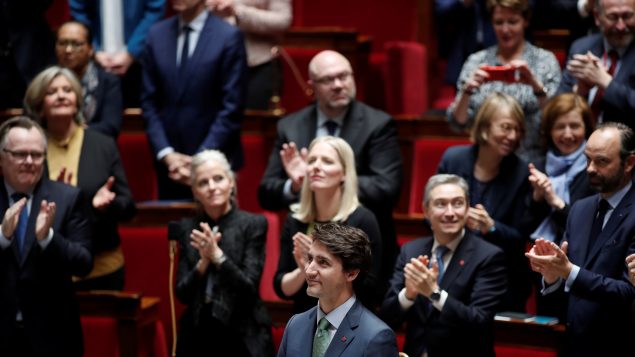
[540,93,594,151]
[0,116,47,150]
[311,223,371,275]
[57,20,93,45]
[597,122,635,161]
[486,0,532,20]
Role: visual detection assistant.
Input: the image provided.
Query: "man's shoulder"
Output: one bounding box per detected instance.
[280,105,316,125]
[148,15,176,36]
[570,33,603,53]
[41,179,82,200]
[349,100,392,125]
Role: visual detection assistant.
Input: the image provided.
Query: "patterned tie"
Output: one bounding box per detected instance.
[436,245,450,283]
[11,193,28,258]
[179,25,192,78]
[312,317,331,357]
[591,50,619,122]
[324,121,338,136]
[588,199,610,252]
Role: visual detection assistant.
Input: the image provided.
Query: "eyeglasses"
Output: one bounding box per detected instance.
[313,71,353,86]
[56,40,87,51]
[602,11,635,24]
[494,122,521,135]
[2,149,46,163]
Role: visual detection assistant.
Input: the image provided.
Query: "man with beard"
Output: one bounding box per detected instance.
[526,122,635,356]
[558,0,635,126]
[258,51,403,295]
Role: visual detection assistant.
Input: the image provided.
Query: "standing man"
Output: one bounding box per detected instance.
[381,174,507,357]
[141,0,247,200]
[527,122,635,356]
[0,117,93,356]
[258,50,403,287]
[277,223,398,357]
[558,0,635,125]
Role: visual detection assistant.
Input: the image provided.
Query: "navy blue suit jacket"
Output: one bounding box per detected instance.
[141,12,247,170]
[277,299,398,357]
[545,184,635,356]
[0,178,93,357]
[558,34,635,128]
[381,234,507,357]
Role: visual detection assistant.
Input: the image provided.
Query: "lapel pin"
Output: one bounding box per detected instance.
[459,259,465,266]
[341,336,347,342]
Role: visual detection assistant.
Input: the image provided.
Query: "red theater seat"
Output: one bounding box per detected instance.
[237,135,268,212]
[384,41,428,115]
[279,47,319,114]
[117,133,158,201]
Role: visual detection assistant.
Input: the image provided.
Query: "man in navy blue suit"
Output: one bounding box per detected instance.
[277,223,398,357]
[141,0,247,199]
[381,174,507,357]
[527,122,635,356]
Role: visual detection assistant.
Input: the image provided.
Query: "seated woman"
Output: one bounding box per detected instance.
[447,0,561,163]
[525,93,595,244]
[24,66,135,291]
[173,150,273,357]
[438,92,531,312]
[273,136,383,313]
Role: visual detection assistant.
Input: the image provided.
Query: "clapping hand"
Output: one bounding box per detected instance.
[280,142,308,193]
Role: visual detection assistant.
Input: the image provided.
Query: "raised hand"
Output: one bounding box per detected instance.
[93,176,116,210]
[467,204,495,235]
[1,197,27,238]
[280,142,308,193]
[56,167,73,184]
[35,200,56,241]
[292,232,312,270]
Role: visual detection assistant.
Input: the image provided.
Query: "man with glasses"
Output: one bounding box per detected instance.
[259,50,403,298]
[0,116,92,356]
[56,21,123,138]
[381,174,507,357]
[559,0,635,126]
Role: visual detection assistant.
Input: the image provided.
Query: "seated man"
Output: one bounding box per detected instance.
[558,0,635,126]
[381,174,507,357]
[277,223,398,357]
[258,50,403,287]
[0,116,93,356]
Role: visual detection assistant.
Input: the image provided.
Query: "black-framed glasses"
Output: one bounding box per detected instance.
[56,40,87,51]
[314,71,353,86]
[2,149,46,163]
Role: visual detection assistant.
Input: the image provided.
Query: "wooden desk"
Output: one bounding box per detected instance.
[78,291,161,357]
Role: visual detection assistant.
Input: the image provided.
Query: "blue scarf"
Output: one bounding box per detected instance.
[531,142,587,241]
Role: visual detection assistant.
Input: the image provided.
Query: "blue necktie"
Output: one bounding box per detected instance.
[436,246,450,283]
[11,193,28,258]
[179,25,192,78]
[324,121,338,136]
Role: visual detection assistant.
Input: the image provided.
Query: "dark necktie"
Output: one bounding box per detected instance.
[591,50,618,121]
[324,120,338,136]
[589,199,610,250]
[312,317,331,357]
[179,25,192,78]
[10,193,28,258]
[436,245,450,283]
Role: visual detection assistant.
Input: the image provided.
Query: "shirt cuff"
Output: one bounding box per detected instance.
[282,179,299,202]
[541,277,563,295]
[578,0,589,17]
[431,290,448,311]
[398,288,415,311]
[157,147,175,161]
[564,264,580,292]
[37,228,54,250]
[0,227,11,250]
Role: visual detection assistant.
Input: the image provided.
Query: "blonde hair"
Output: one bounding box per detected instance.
[23,66,85,126]
[292,136,359,223]
[471,92,525,146]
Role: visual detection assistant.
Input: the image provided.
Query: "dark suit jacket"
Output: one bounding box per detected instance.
[258,100,403,282]
[544,184,635,356]
[0,178,93,357]
[141,12,247,170]
[558,34,635,127]
[174,208,273,357]
[277,299,398,357]
[85,64,123,138]
[381,234,507,357]
[273,206,383,312]
[437,145,532,312]
[76,130,136,254]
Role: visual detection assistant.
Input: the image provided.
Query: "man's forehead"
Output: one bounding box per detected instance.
[6,127,45,148]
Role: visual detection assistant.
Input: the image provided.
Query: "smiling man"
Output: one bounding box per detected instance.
[381,174,507,357]
[277,223,397,357]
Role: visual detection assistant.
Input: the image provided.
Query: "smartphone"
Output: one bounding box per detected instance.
[481,65,518,83]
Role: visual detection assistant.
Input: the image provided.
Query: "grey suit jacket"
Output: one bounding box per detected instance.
[278,299,398,357]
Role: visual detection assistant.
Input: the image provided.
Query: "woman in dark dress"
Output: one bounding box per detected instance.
[174,149,273,357]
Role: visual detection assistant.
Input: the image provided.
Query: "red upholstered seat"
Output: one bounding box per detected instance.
[409,138,471,214]
[236,135,268,213]
[383,41,428,115]
[278,47,319,114]
[81,317,168,357]
[117,133,158,201]
[260,211,283,302]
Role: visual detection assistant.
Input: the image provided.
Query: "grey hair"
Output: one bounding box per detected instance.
[190,149,238,208]
[423,174,470,207]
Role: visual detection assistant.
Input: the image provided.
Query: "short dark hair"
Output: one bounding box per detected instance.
[311,223,371,275]
[0,116,47,150]
[597,122,635,161]
[57,20,93,45]
[540,93,594,151]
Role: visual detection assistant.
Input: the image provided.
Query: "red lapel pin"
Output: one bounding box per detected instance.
[459,259,465,266]
[341,336,347,342]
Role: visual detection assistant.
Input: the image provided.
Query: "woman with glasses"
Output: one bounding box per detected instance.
[23,66,135,291]
[447,0,561,163]
[438,92,531,312]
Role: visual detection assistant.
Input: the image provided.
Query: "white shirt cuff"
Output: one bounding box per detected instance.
[431,290,448,311]
[398,288,415,310]
[282,179,299,202]
[0,227,11,250]
[157,147,175,161]
[564,264,580,292]
[578,0,590,17]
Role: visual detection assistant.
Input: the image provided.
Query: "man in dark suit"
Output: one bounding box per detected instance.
[0,116,93,357]
[558,0,635,126]
[141,0,247,199]
[277,223,398,357]
[258,50,403,287]
[381,174,507,357]
[527,122,635,356]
